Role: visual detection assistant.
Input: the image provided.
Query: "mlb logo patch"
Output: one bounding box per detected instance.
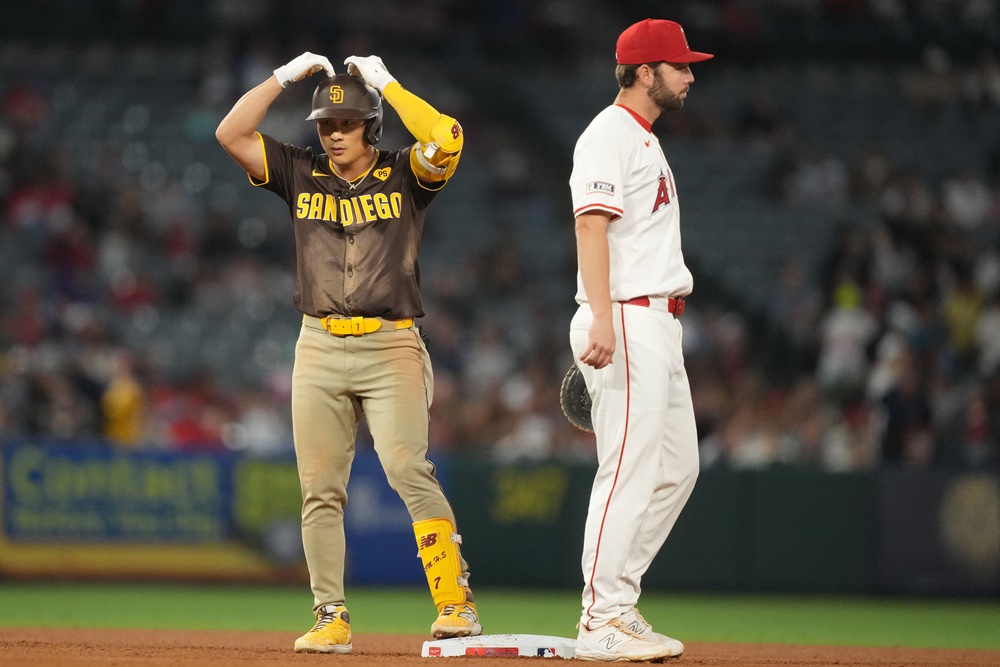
[586,181,615,195]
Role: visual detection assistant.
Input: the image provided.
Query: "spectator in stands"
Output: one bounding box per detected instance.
[905,45,961,111]
[962,47,1000,109]
[816,279,879,404]
[942,260,986,368]
[100,351,148,448]
[874,349,934,466]
[879,169,936,239]
[850,143,893,202]
[224,389,293,456]
[765,258,822,382]
[943,166,993,232]
[820,402,879,471]
[819,224,872,303]
[976,290,1000,378]
[785,144,850,208]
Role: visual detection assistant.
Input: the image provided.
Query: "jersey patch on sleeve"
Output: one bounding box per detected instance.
[586,181,615,196]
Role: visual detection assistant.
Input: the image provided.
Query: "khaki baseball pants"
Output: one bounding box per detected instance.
[291,316,466,612]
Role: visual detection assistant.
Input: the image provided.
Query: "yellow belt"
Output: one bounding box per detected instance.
[308,314,414,336]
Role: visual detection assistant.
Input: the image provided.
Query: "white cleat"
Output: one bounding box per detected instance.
[619,608,685,657]
[574,618,675,662]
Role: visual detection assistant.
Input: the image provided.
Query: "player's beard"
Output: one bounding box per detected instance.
[649,70,685,111]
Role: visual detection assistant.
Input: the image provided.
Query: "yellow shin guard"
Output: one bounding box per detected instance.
[413,517,467,608]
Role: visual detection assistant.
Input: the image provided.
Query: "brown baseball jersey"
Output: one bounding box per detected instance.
[251,133,444,320]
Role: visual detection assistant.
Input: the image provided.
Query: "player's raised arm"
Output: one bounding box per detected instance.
[344,55,463,185]
[216,52,334,182]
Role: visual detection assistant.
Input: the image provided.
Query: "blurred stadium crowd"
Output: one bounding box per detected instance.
[1,0,999,471]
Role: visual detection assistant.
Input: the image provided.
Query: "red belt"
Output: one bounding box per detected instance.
[622,295,685,316]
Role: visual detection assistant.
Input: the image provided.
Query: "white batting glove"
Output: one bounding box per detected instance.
[273,52,335,88]
[344,55,397,94]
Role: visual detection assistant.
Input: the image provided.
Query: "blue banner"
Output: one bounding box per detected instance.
[344,450,451,585]
[0,440,451,583]
[2,441,234,543]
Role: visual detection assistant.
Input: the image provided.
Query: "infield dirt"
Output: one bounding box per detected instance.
[2,627,1000,666]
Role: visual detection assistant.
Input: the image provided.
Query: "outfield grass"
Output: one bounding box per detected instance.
[1,582,998,650]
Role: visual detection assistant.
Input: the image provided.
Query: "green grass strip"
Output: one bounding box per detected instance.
[0,583,997,650]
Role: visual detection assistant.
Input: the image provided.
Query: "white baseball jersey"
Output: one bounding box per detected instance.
[569,104,693,303]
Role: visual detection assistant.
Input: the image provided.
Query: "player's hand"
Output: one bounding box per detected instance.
[344,55,397,94]
[580,317,615,369]
[273,52,335,88]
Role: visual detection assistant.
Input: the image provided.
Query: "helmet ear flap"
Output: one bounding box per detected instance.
[365,105,383,145]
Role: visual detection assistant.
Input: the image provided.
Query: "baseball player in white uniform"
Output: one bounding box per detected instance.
[568,18,713,662]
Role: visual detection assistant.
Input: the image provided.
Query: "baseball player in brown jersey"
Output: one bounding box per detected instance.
[216,51,479,654]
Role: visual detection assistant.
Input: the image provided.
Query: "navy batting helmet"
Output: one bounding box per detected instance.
[306,74,383,145]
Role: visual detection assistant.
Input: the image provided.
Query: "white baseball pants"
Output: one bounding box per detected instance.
[570,299,699,629]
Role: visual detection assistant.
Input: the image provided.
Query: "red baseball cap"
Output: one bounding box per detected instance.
[616,18,714,65]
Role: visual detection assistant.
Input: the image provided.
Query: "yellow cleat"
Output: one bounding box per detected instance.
[293,605,352,654]
[431,594,482,639]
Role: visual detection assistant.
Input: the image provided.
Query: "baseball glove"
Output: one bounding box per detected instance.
[560,363,593,433]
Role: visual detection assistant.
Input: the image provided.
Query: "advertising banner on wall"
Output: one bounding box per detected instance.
[0,440,440,584]
[3,440,233,542]
[0,440,294,580]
